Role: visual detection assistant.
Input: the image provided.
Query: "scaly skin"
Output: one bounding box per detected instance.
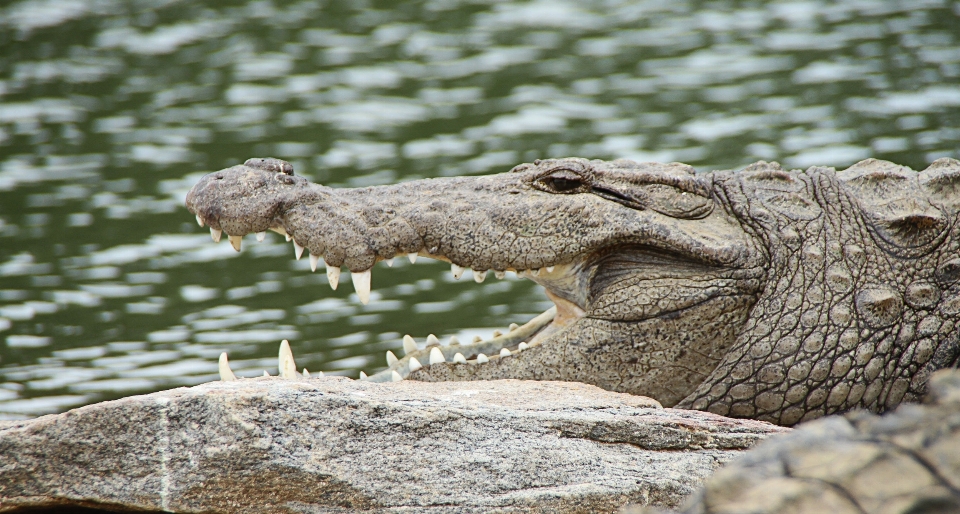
[640,368,960,514]
[186,157,960,426]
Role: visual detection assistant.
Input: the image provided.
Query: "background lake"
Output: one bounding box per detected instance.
[1,0,958,418]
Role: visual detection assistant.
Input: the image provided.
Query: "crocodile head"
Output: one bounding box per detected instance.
[186,157,766,407]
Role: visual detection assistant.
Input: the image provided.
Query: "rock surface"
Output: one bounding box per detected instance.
[632,368,960,514]
[0,378,787,513]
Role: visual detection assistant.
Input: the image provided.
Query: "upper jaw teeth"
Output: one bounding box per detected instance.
[200,224,566,311]
[351,269,372,305]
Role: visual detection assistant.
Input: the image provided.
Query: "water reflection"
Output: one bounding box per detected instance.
[0,0,958,418]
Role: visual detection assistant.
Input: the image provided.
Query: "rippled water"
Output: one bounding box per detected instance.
[1,0,958,418]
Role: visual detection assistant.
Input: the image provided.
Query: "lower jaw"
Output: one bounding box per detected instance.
[364,305,561,382]
[360,260,589,382]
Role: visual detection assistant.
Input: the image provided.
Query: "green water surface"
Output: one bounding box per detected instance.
[0,0,958,418]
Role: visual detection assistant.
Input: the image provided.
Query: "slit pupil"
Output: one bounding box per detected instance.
[550,177,580,192]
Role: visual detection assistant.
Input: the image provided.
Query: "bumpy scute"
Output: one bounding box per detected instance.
[645,368,960,514]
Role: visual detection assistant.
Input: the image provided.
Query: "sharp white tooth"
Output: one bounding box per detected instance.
[303,368,311,378]
[492,330,503,338]
[310,253,319,272]
[531,268,541,276]
[494,270,505,280]
[326,265,341,290]
[476,353,489,364]
[546,265,555,273]
[360,371,368,379]
[210,227,222,242]
[518,342,529,351]
[429,347,445,365]
[279,339,297,379]
[385,258,394,267]
[472,336,482,343]
[218,352,237,381]
[426,334,440,346]
[352,269,372,305]
[391,370,403,382]
[451,263,465,280]
[403,335,418,355]
[473,270,487,283]
[294,241,304,260]
[500,348,511,358]
[263,370,270,376]
[196,214,204,227]
[256,231,265,242]
[448,336,460,346]
[509,323,519,332]
[270,226,287,236]
[285,233,291,241]
[408,357,423,372]
[408,252,418,264]
[229,235,242,252]
[453,352,467,364]
[317,370,324,377]
[518,269,527,276]
[386,350,399,366]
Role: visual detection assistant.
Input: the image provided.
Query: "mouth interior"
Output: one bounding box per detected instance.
[363,253,587,383]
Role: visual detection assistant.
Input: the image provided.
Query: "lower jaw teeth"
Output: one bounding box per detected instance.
[215,307,556,384]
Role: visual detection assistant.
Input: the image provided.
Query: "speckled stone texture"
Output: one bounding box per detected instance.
[626,368,960,514]
[0,378,786,513]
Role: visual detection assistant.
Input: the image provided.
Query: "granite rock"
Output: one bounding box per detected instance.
[0,377,787,513]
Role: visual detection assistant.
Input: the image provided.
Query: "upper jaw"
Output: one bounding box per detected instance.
[186,164,614,275]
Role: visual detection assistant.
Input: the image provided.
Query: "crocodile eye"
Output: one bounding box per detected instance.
[535,170,587,194]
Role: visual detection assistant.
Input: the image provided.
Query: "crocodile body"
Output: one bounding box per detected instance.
[643,368,960,514]
[186,157,960,426]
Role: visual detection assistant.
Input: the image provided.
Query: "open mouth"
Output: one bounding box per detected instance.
[187,157,764,405]
[194,212,585,382]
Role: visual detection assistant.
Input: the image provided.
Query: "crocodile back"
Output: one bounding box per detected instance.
[679,158,960,425]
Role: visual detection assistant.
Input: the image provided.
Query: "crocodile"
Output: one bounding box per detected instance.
[185,156,960,426]
[628,368,960,514]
